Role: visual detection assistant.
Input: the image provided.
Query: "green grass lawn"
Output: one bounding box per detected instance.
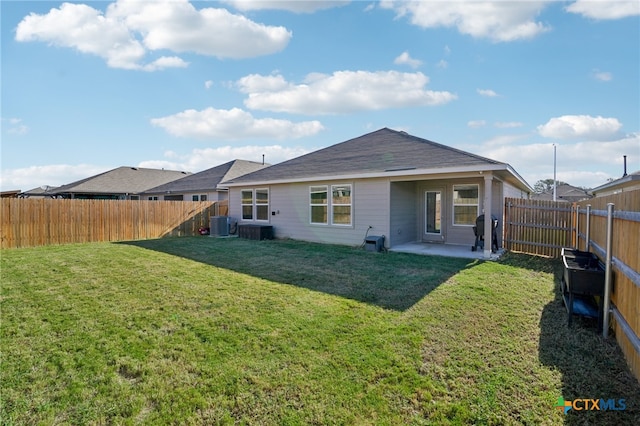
[1,237,638,425]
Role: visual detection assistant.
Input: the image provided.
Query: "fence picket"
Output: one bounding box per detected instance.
[504,192,640,381]
[0,199,225,249]
[504,198,573,257]
[575,191,640,380]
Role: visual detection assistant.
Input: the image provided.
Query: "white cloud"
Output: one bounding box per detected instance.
[394,51,422,68]
[480,133,639,188]
[436,59,448,69]
[3,117,30,135]
[477,88,499,97]
[139,145,311,173]
[238,70,457,114]
[566,0,640,20]
[15,0,291,71]
[537,115,623,140]
[480,133,529,147]
[150,107,324,139]
[380,1,551,42]
[494,121,523,129]
[592,69,612,82]
[467,120,486,128]
[205,80,213,90]
[0,164,110,192]
[141,56,189,72]
[222,0,350,13]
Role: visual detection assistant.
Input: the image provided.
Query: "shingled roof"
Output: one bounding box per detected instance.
[226,128,528,188]
[144,160,269,194]
[51,167,190,196]
[531,183,591,202]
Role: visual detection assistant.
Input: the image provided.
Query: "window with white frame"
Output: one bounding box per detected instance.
[192,195,199,201]
[310,184,352,225]
[241,190,253,220]
[255,188,269,221]
[310,186,328,224]
[241,189,269,221]
[453,184,479,225]
[331,184,352,225]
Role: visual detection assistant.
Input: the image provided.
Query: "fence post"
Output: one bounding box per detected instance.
[572,203,580,250]
[585,204,591,252]
[603,203,614,338]
[577,204,581,249]
[506,201,511,251]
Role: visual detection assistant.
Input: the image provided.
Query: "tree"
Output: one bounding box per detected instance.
[533,178,568,194]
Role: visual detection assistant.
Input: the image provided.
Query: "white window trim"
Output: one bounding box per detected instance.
[309,184,353,227]
[310,185,328,225]
[255,188,269,222]
[452,184,479,226]
[241,189,254,221]
[241,188,270,222]
[331,184,352,226]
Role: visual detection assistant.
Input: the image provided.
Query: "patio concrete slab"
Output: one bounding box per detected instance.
[389,242,505,261]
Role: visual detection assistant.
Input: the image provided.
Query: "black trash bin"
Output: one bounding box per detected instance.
[471,214,499,252]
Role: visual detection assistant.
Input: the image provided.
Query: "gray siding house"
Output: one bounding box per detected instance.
[225,128,532,258]
[143,159,269,202]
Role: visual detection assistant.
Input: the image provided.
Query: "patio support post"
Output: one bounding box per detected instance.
[483,174,493,259]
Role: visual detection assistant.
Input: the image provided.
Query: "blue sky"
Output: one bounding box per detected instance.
[2,0,639,192]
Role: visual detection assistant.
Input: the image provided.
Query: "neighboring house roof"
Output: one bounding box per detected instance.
[50,167,190,196]
[531,183,591,202]
[1,190,21,198]
[19,186,59,198]
[590,170,640,196]
[143,160,269,195]
[225,128,532,192]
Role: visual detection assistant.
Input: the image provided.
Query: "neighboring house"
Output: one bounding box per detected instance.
[531,183,591,203]
[590,170,640,197]
[142,159,269,201]
[1,190,21,198]
[19,186,59,198]
[225,128,532,258]
[48,167,190,199]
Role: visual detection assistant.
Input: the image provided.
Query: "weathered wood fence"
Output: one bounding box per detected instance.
[576,191,640,380]
[0,198,228,249]
[504,198,574,258]
[504,192,640,380]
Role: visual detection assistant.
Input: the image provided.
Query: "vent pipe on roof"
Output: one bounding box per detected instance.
[623,155,627,177]
[262,154,265,165]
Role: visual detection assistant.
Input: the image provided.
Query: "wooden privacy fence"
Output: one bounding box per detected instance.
[0,198,228,249]
[504,198,574,258]
[504,192,640,380]
[576,191,640,380]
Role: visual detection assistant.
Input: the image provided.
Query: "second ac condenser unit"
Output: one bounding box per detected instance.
[210,216,229,237]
